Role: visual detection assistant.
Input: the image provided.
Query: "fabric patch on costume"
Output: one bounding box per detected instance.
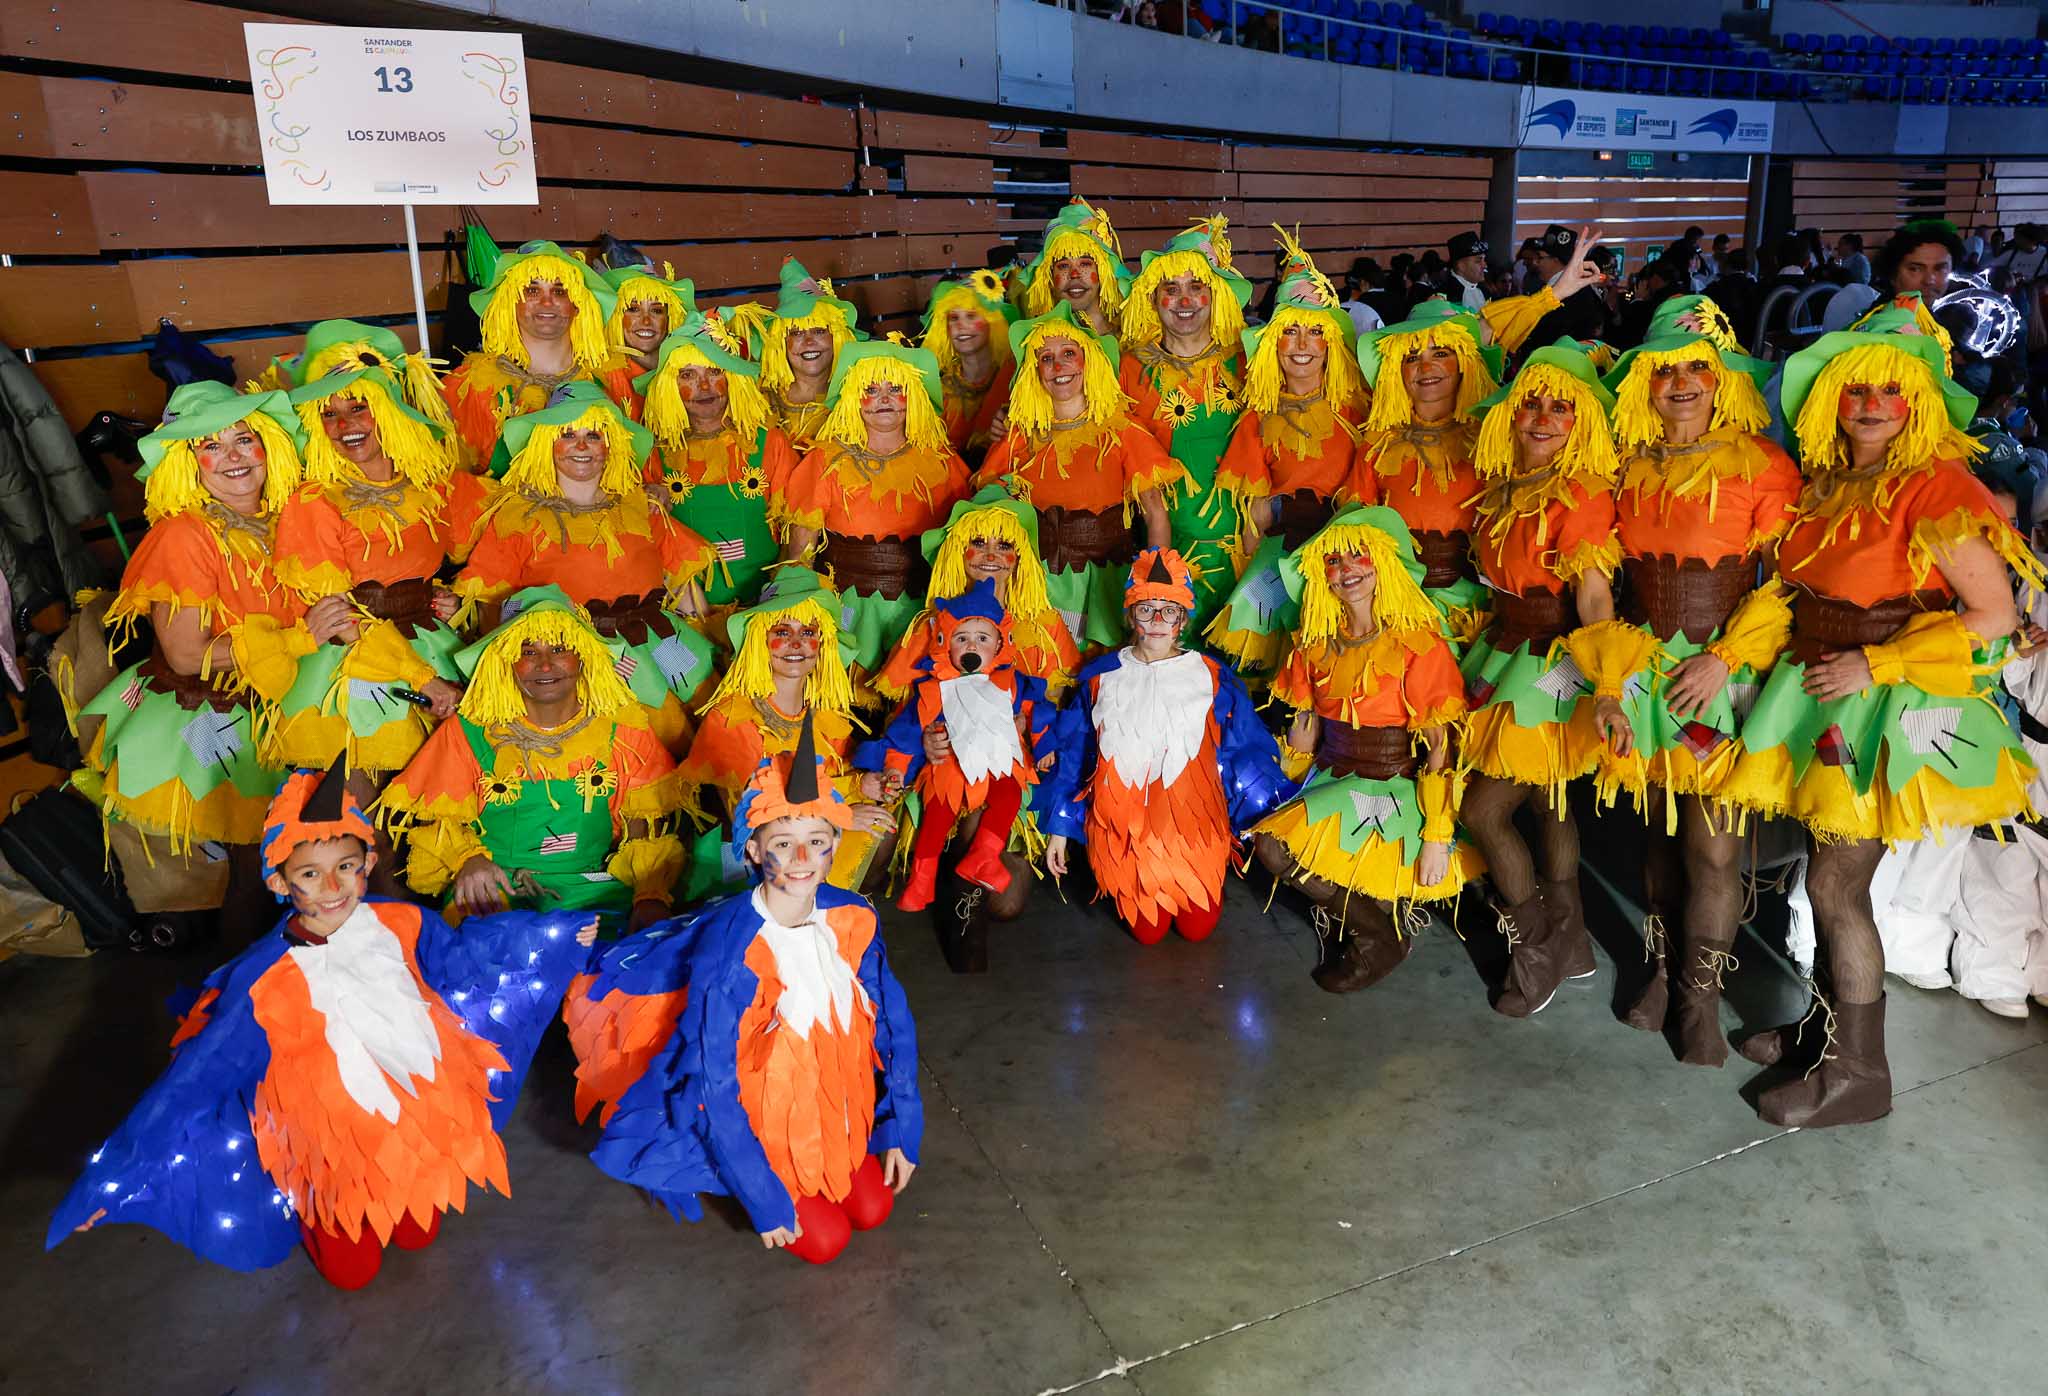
[1530,654,1590,704]
[1815,724,1854,769]
[539,830,579,855]
[614,653,638,681]
[714,537,748,563]
[1899,706,1963,761]
[288,903,444,1123]
[1094,649,1214,787]
[651,633,704,690]
[181,711,244,769]
[938,673,1025,785]
[1347,789,1400,835]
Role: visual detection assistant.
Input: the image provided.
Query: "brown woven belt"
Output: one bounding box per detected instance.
[1412,529,1476,589]
[140,650,240,714]
[1315,719,1417,780]
[819,533,923,601]
[1485,587,1577,653]
[351,578,438,637]
[1038,504,1136,573]
[582,592,678,646]
[1274,490,1335,551]
[1787,587,1949,666]
[1621,554,1757,644]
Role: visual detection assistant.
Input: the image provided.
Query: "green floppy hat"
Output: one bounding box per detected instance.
[1779,310,1978,433]
[1279,503,1427,602]
[1243,249,1358,361]
[1022,199,1133,295]
[293,319,415,386]
[823,339,943,411]
[724,566,845,653]
[1642,294,1746,354]
[773,256,861,325]
[921,270,1019,334]
[1134,222,1254,310]
[1355,300,1506,388]
[1473,338,1617,415]
[919,484,1040,564]
[632,312,759,396]
[285,363,443,435]
[498,379,654,467]
[137,382,305,478]
[603,263,699,315]
[1006,300,1122,374]
[468,240,619,321]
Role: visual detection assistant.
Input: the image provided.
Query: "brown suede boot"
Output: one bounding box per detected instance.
[1494,893,1564,1018]
[1310,899,1414,994]
[1674,939,1738,1068]
[1622,912,1672,1032]
[1735,984,1830,1071]
[1757,995,1893,1128]
[1539,876,1597,980]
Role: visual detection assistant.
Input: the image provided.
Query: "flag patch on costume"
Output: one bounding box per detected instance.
[538,831,578,855]
[180,711,243,767]
[651,633,704,688]
[1531,655,1590,704]
[614,653,638,680]
[1677,721,1729,760]
[1467,677,1497,705]
[714,537,748,563]
[1898,707,1963,759]
[1814,724,1853,768]
[120,676,145,711]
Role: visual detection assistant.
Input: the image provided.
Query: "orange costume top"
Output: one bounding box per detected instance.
[1272,630,1468,731]
[775,443,972,541]
[653,428,798,498]
[112,509,303,640]
[273,478,468,594]
[1344,419,1486,537]
[1474,481,1620,598]
[1778,459,2006,607]
[942,359,1016,457]
[456,488,715,607]
[1218,395,1365,505]
[440,353,644,466]
[1614,428,1803,568]
[676,696,863,820]
[971,421,1185,517]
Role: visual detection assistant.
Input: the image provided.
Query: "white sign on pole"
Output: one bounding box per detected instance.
[1518,86,1774,155]
[242,23,538,205]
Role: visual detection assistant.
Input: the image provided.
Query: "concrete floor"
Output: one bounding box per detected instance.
[3,822,2045,1395]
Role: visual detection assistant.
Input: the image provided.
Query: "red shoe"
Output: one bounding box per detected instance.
[391,1208,443,1251]
[953,831,1012,894]
[301,1220,385,1291]
[896,861,939,913]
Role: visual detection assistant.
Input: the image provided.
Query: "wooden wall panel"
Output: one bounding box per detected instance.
[1785,160,1986,244]
[902,155,996,194]
[1066,130,1228,171]
[0,70,51,156]
[862,110,992,156]
[126,252,451,334]
[39,77,259,165]
[1072,165,1237,200]
[0,266,137,348]
[525,62,854,149]
[0,172,97,254]
[532,125,854,189]
[0,0,271,80]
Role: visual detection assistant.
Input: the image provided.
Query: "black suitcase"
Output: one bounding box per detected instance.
[0,786,138,950]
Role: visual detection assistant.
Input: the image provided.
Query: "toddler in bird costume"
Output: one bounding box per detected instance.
[862,579,1056,912]
[48,757,595,1290]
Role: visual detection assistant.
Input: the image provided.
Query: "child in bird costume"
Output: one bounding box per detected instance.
[971,303,1183,651]
[921,271,1019,460]
[861,579,1056,913]
[1039,549,1287,944]
[564,719,923,1265]
[49,760,596,1289]
[1251,507,1479,993]
[1208,228,1372,684]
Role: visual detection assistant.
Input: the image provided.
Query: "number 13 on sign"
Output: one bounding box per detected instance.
[375,66,414,92]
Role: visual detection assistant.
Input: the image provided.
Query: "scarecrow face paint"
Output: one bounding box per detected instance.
[859,379,908,436]
[765,619,822,680]
[1893,243,1952,296]
[1323,550,1377,604]
[676,363,729,430]
[946,617,1003,673]
[747,815,841,895]
[1401,344,1461,418]
[1036,335,1087,408]
[962,533,1019,583]
[1051,254,1100,310]
[1512,391,1576,466]
[945,307,990,355]
[622,298,669,354]
[1277,322,1329,391]
[1837,380,1911,457]
[512,639,582,709]
[516,278,577,343]
[267,835,373,938]
[552,425,609,487]
[785,327,835,382]
[319,394,383,467]
[1648,357,1718,434]
[1155,273,1213,341]
[195,421,270,514]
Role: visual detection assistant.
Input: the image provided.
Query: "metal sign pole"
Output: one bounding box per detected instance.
[402,202,432,358]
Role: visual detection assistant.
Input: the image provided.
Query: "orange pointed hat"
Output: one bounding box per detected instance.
[1124,547,1196,610]
[731,709,853,868]
[261,753,377,874]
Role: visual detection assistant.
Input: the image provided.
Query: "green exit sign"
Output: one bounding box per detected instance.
[1626,151,1654,172]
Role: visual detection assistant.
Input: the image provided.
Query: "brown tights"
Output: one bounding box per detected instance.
[1462,776,1580,907]
[1641,797,1744,953]
[1803,837,1887,1005]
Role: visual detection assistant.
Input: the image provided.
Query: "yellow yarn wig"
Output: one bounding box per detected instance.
[1022,227,1128,321]
[642,343,772,452]
[1362,324,1498,432]
[921,274,1015,380]
[759,303,857,396]
[293,375,455,489]
[457,603,636,728]
[1006,321,1128,436]
[1292,516,1447,646]
[817,354,951,455]
[299,336,458,440]
[1792,342,1981,473]
[926,505,1052,622]
[1473,363,1621,482]
[501,405,647,499]
[1122,249,1247,353]
[479,252,613,373]
[700,593,855,716]
[1609,345,1772,453]
[1243,305,1367,417]
[143,414,304,523]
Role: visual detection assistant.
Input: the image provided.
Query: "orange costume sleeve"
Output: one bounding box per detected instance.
[1340,435,1385,507]
[1401,635,1468,730]
[774,445,835,535]
[1118,420,1188,499]
[1747,437,1803,553]
[1550,484,1622,584]
[453,510,536,602]
[1216,412,1271,502]
[439,359,502,466]
[377,718,488,895]
[657,513,717,593]
[757,428,799,500]
[970,428,1025,493]
[271,491,358,598]
[1118,356,1176,452]
[675,701,766,819]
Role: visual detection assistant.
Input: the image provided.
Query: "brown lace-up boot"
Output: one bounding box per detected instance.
[1538,876,1597,981]
[1494,892,1564,1018]
[1757,995,1893,1127]
[1622,912,1672,1031]
[1674,938,1738,1067]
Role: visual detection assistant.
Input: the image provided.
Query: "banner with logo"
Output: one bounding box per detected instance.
[1518,86,1773,155]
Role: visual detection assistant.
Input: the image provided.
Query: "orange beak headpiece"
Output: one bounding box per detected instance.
[928,577,1016,680]
[1124,547,1197,611]
[260,753,376,876]
[730,709,854,873]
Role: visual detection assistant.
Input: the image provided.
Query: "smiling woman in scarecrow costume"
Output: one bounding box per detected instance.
[921,270,1019,461]
[1340,301,1504,649]
[1591,294,1803,1065]
[1456,341,1633,1020]
[603,259,697,374]
[1019,197,1132,340]
[1118,217,1256,629]
[639,309,798,615]
[456,382,716,751]
[970,303,1181,652]
[77,383,305,930]
[1252,506,1478,993]
[1714,314,2039,1128]
[775,340,973,701]
[379,585,684,933]
[754,257,863,460]
[1207,229,1372,683]
[440,240,643,465]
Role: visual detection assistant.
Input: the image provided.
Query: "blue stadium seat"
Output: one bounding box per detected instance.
[1404,3,1423,25]
[1491,54,1519,80]
[1824,34,1844,52]
[1360,1,1381,18]
[1475,10,1495,34]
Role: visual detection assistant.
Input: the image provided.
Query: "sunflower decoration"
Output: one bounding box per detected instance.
[999,472,1032,503]
[479,769,525,807]
[700,307,746,357]
[662,473,694,510]
[738,462,768,499]
[1161,384,1202,429]
[1205,376,1241,415]
[572,761,617,812]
